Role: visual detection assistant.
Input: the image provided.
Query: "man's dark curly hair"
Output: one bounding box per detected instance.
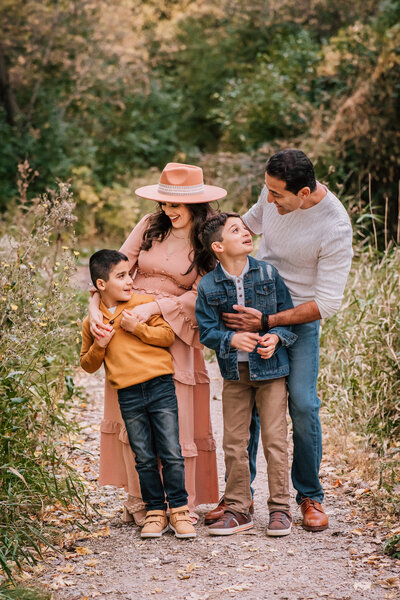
[266,149,317,194]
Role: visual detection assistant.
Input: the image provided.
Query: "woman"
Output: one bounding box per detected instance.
[89,162,226,522]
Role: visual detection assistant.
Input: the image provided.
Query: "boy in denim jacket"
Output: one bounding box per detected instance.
[196,213,297,536]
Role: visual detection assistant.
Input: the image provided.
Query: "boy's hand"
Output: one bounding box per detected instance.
[120,309,141,333]
[231,332,260,352]
[95,328,115,348]
[257,333,279,359]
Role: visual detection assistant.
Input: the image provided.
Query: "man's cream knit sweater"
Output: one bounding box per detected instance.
[242,185,353,319]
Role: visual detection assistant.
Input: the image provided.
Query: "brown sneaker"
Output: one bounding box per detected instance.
[300,498,329,532]
[140,510,169,538]
[204,498,254,525]
[267,511,292,537]
[169,505,196,539]
[208,509,253,536]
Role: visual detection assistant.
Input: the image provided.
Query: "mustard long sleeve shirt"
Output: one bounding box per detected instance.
[80,293,175,389]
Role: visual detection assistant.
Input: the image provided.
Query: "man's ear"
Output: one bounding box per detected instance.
[211,240,224,255]
[96,278,106,291]
[297,186,311,200]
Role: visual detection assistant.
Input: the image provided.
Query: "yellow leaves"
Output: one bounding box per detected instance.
[74,546,92,555]
[10,304,18,311]
[177,562,202,579]
[375,577,400,589]
[91,525,110,538]
[50,574,75,589]
[85,559,98,567]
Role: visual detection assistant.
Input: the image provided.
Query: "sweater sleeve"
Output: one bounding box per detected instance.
[80,316,106,373]
[242,185,268,235]
[133,314,175,348]
[156,273,203,348]
[119,214,152,271]
[315,221,353,318]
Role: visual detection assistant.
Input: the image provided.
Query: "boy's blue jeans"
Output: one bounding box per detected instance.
[117,374,188,511]
[248,321,324,504]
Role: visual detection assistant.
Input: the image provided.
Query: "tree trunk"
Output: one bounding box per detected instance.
[0,45,19,126]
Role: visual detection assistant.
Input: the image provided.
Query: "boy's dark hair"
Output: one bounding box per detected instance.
[89,249,129,288]
[265,149,317,194]
[200,212,240,256]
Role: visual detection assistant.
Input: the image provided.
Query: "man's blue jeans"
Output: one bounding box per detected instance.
[247,320,323,504]
[117,374,188,511]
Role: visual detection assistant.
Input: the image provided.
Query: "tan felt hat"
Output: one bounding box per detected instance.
[135,162,227,204]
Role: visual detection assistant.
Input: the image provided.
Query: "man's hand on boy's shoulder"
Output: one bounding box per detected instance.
[223,305,262,332]
[257,333,279,359]
[94,327,115,348]
[231,332,261,352]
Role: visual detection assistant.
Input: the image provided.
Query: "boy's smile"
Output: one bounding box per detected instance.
[97,260,133,307]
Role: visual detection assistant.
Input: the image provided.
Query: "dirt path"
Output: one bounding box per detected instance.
[33,363,399,600]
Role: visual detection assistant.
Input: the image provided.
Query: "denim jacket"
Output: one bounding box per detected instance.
[196,256,297,381]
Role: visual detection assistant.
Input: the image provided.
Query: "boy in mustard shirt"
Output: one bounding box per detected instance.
[80,249,195,539]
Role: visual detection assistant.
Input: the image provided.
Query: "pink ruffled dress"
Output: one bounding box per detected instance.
[98,215,219,510]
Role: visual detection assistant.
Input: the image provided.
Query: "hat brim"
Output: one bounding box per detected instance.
[135,184,227,204]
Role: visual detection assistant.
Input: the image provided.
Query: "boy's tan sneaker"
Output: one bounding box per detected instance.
[140,510,169,538]
[169,505,196,538]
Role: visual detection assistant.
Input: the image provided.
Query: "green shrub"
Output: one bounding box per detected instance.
[319,244,400,448]
[0,164,87,582]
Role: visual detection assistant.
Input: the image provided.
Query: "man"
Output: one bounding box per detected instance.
[205,149,353,531]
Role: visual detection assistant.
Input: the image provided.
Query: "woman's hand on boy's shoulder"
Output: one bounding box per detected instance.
[94,328,115,348]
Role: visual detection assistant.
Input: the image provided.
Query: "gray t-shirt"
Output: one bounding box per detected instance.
[242,185,353,319]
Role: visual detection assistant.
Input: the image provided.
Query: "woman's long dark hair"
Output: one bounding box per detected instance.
[141,202,218,275]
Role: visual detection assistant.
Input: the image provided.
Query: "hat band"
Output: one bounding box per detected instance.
[158,182,205,196]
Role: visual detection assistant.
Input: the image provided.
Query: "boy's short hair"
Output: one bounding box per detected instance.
[200,212,240,256]
[89,249,129,288]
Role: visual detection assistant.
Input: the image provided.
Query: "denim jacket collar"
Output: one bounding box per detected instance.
[214,255,259,283]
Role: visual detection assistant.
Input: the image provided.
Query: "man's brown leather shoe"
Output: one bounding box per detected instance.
[204,498,254,525]
[300,498,328,532]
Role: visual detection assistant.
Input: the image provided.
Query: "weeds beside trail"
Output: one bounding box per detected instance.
[320,244,400,520]
[0,164,88,586]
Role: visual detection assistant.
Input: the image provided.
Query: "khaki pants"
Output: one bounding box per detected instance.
[222,362,290,514]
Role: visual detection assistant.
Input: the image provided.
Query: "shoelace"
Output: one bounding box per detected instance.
[270,512,290,524]
[302,498,323,513]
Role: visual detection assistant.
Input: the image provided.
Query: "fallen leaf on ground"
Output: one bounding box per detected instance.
[353,581,371,591]
[85,559,98,567]
[375,577,400,589]
[60,564,75,573]
[91,525,110,538]
[75,546,93,555]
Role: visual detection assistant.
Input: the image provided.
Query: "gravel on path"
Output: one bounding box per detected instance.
[34,363,399,600]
